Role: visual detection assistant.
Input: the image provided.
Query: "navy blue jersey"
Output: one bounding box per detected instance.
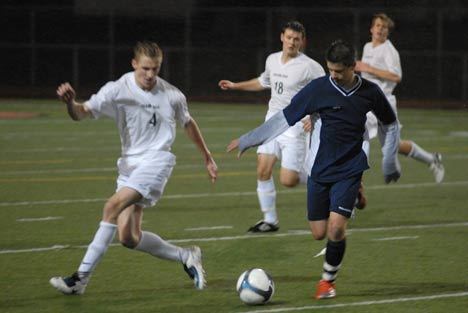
[283,75,396,183]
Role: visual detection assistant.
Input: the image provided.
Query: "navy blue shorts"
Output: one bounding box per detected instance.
[307,174,363,221]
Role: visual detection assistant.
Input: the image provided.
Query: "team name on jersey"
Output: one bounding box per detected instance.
[141,103,159,109]
[272,73,288,78]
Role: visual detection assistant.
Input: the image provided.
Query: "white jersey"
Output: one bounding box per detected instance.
[362,40,402,139]
[85,72,191,157]
[361,40,402,104]
[258,51,325,137]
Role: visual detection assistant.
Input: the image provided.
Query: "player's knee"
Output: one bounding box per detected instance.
[102,199,121,223]
[257,169,273,181]
[119,234,138,249]
[327,224,346,241]
[279,175,299,188]
[312,231,326,241]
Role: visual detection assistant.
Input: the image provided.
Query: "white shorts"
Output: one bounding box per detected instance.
[116,151,176,208]
[256,133,307,172]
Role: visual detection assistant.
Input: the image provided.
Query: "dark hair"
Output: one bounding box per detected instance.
[325,40,356,67]
[133,41,163,61]
[282,20,306,38]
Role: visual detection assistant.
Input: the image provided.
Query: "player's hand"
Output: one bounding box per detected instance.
[355,61,370,73]
[302,116,313,132]
[384,171,400,184]
[57,82,76,105]
[205,157,218,184]
[218,80,235,90]
[226,138,243,158]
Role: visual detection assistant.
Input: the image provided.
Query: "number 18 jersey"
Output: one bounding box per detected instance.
[258,51,325,137]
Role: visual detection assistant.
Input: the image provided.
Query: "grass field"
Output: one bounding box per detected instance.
[1,99,467,313]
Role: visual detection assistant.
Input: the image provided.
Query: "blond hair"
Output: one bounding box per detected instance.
[133,41,163,61]
[372,13,395,32]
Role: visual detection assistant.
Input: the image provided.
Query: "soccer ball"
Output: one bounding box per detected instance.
[236,268,275,305]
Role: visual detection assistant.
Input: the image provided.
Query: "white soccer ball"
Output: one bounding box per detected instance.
[236,268,275,305]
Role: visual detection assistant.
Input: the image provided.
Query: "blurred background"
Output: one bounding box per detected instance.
[1,0,467,108]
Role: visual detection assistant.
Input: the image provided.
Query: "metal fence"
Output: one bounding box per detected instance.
[1,5,467,104]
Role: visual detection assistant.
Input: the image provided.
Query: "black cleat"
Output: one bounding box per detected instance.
[247,220,279,233]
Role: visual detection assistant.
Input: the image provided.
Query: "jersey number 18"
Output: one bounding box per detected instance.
[274,81,284,94]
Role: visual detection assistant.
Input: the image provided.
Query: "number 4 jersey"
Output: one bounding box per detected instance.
[85,72,191,157]
[258,51,325,137]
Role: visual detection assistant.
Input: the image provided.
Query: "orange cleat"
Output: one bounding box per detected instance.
[315,279,336,299]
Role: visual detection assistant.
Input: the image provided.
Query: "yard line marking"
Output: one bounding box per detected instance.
[0,245,69,254]
[185,225,233,231]
[372,235,419,241]
[1,180,467,207]
[16,216,63,222]
[0,162,257,176]
[237,291,468,313]
[1,222,466,255]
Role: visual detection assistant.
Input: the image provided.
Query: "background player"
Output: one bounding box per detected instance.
[49,41,218,295]
[227,40,401,299]
[218,21,325,232]
[356,13,444,183]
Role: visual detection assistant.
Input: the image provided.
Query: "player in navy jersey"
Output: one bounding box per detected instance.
[227,40,401,299]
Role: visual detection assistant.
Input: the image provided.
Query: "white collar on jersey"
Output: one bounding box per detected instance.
[329,74,362,97]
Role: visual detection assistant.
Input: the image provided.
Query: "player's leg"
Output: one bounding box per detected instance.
[399,139,444,183]
[278,134,307,187]
[248,147,279,232]
[315,174,360,299]
[49,187,142,295]
[117,205,205,289]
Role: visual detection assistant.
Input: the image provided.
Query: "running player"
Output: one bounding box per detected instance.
[49,41,217,295]
[227,40,401,299]
[356,13,444,184]
[218,21,325,232]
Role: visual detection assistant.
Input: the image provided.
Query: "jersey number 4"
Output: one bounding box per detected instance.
[149,113,157,126]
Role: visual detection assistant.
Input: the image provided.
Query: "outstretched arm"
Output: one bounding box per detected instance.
[56,82,92,121]
[184,118,218,183]
[227,111,290,157]
[218,78,265,91]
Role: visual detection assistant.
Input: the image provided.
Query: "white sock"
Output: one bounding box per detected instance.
[135,231,188,263]
[257,178,277,224]
[408,141,434,165]
[78,221,117,279]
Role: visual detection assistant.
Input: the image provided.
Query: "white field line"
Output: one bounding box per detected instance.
[1,180,467,208]
[1,222,467,255]
[184,225,233,231]
[237,292,468,313]
[0,161,257,176]
[372,235,419,241]
[16,216,63,222]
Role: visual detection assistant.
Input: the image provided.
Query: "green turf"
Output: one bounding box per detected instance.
[0,99,467,313]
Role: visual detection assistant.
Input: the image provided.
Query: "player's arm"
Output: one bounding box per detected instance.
[355,61,401,83]
[56,82,92,121]
[228,84,312,156]
[184,117,218,183]
[373,90,401,183]
[218,78,265,91]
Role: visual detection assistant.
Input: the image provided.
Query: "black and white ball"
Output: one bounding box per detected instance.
[236,268,275,305]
